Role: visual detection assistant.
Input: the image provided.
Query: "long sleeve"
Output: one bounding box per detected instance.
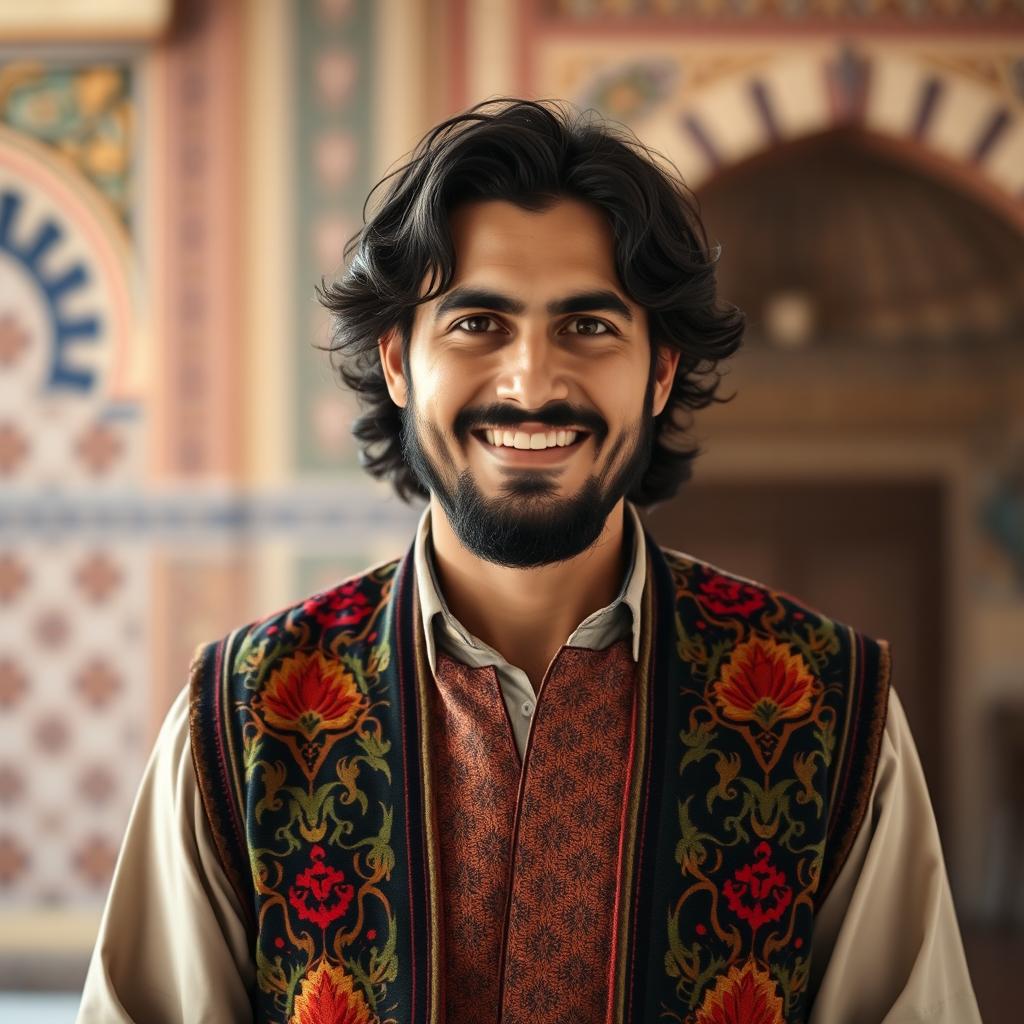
[808,686,981,1023]
[77,684,254,1024]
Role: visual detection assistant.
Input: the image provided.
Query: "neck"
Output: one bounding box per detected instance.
[428,497,630,681]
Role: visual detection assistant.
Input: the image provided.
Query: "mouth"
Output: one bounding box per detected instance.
[470,427,591,467]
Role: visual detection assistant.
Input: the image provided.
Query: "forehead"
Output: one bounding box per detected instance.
[445,197,621,290]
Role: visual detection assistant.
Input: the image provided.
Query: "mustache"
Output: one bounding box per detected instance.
[454,403,606,436]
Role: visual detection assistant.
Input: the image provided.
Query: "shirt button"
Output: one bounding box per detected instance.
[520,700,534,718]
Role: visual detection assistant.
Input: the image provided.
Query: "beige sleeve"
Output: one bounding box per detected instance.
[76,684,254,1024]
[808,687,982,1023]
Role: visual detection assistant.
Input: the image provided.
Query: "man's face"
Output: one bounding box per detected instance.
[380,197,678,568]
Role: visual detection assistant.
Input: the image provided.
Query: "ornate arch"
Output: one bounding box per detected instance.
[559,43,1024,229]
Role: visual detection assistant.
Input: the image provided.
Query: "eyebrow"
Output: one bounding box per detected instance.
[433,286,634,324]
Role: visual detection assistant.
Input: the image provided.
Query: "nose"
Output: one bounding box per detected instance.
[493,326,570,409]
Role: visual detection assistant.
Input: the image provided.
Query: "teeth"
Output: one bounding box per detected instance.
[481,429,581,450]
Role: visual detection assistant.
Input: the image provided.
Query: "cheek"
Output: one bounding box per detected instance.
[591,360,647,417]
[436,354,490,399]
[411,363,472,432]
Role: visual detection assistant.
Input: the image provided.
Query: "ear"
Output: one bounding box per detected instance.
[652,343,680,417]
[378,327,408,408]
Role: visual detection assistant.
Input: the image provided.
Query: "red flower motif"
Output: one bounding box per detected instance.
[697,572,766,618]
[693,958,784,1024]
[288,844,354,929]
[303,580,373,628]
[723,842,792,930]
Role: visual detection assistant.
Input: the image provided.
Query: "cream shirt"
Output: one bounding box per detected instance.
[78,503,981,1023]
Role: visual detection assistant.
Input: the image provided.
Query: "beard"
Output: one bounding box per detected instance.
[398,370,656,569]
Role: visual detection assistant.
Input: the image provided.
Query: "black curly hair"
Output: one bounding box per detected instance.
[316,97,745,506]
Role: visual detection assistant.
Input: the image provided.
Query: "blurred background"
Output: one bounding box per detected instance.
[0,0,1022,1020]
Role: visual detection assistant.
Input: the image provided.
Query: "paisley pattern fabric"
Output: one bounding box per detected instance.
[189,533,890,1023]
[428,655,520,1019]
[430,640,639,1022]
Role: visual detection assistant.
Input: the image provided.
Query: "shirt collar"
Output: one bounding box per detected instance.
[413,500,647,674]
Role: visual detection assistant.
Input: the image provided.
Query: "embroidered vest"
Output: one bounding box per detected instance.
[190,534,890,1024]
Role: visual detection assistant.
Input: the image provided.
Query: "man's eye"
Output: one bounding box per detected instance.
[564,317,611,336]
[453,315,502,334]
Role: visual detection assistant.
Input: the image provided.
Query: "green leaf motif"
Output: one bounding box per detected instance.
[254,760,287,823]
[675,796,716,876]
[675,610,707,665]
[664,903,727,1011]
[366,642,390,678]
[341,803,395,878]
[369,911,399,984]
[739,777,794,836]
[243,731,263,783]
[814,720,836,768]
[772,954,809,1018]
[707,751,741,813]
[337,757,368,815]
[356,732,393,783]
[679,721,717,773]
[340,652,370,696]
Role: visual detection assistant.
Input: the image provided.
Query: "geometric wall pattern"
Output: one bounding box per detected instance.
[0,542,147,906]
[0,0,412,920]
[294,0,374,473]
[0,59,143,910]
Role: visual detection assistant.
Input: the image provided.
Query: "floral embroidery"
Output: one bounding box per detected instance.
[662,549,845,1021]
[288,960,374,1024]
[260,651,366,739]
[712,636,815,730]
[303,580,374,629]
[723,842,793,930]
[225,565,398,1022]
[692,959,784,1024]
[695,570,767,618]
[288,844,355,929]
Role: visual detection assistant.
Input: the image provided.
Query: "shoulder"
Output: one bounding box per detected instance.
[658,543,888,653]
[657,542,893,760]
[658,545,894,900]
[189,554,403,694]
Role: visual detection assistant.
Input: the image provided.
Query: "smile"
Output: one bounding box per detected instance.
[481,427,586,449]
[471,428,590,466]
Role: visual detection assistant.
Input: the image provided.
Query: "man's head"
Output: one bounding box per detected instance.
[318,98,744,564]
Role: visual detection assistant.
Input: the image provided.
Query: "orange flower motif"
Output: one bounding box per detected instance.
[261,651,366,739]
[289,960,374,1024]
[712,636,815,730]
[693,958,784,1024]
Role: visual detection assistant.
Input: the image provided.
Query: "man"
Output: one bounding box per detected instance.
[79,98,981,1023]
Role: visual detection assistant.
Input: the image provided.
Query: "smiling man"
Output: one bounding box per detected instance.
[79,99,980,1024]
[383,197,676,692]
